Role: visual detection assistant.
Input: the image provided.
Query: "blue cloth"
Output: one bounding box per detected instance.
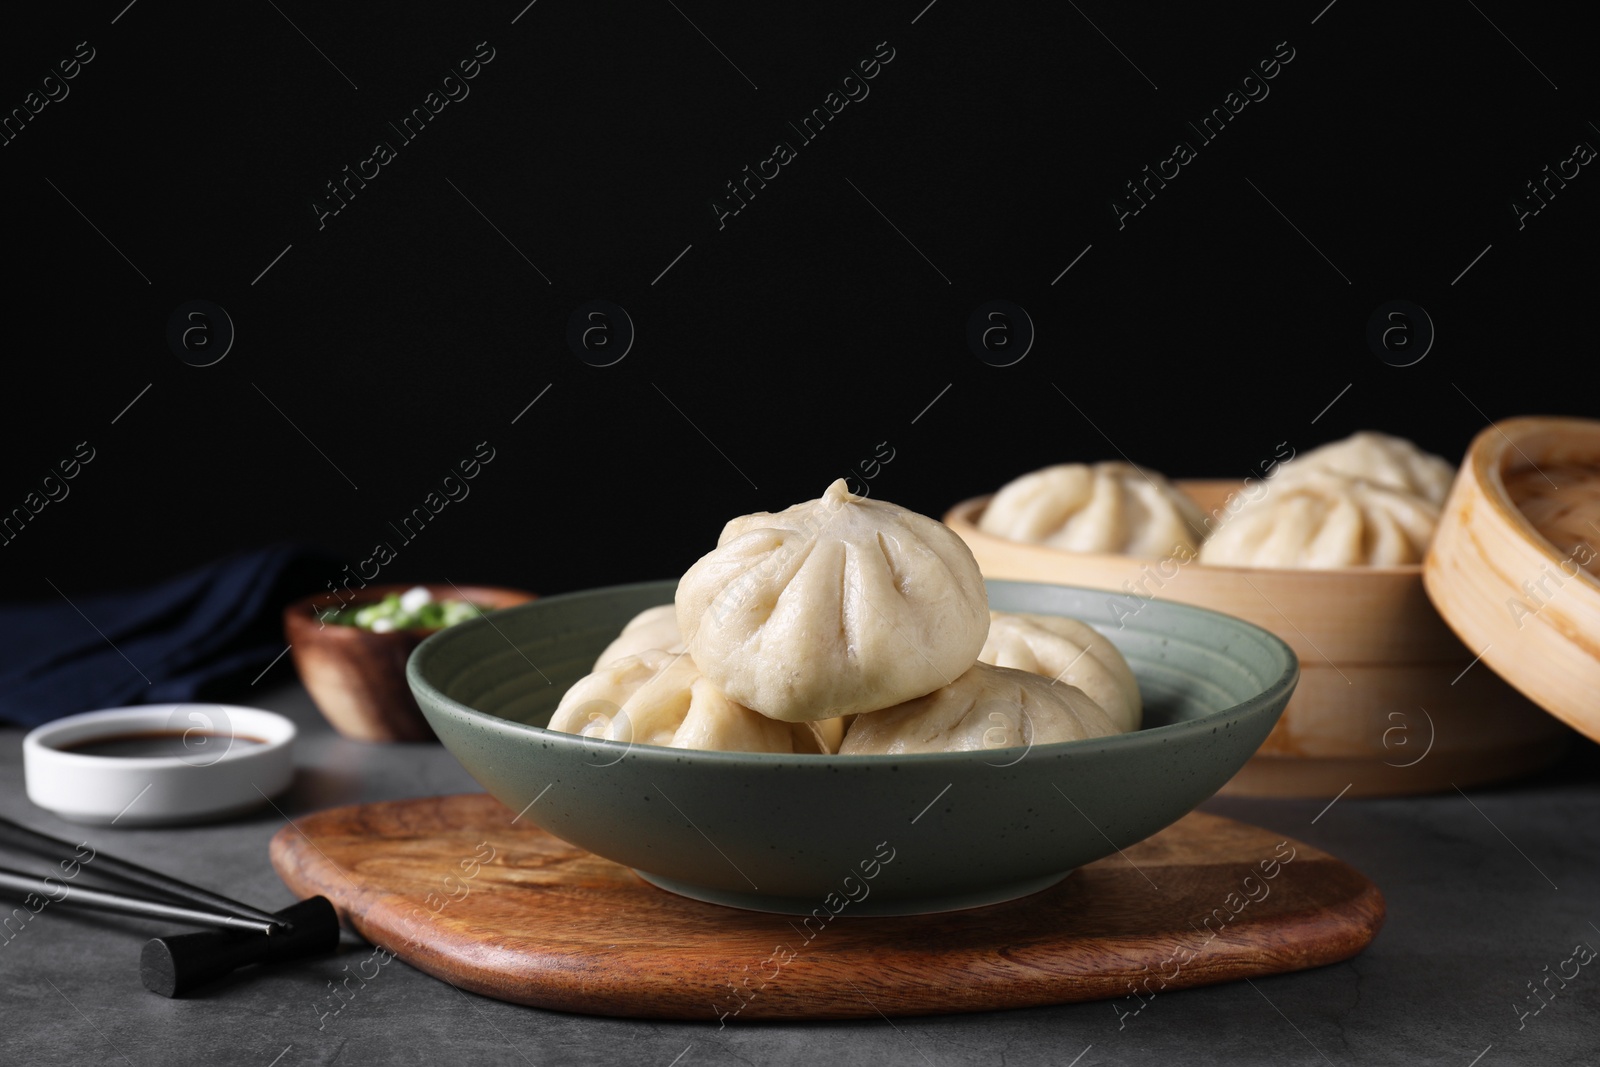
[0,546,344,728]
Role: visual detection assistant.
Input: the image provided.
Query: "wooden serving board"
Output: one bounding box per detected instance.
[270,793,1384,1021]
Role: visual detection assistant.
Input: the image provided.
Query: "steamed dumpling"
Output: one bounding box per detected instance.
[1274,431,1455,505]
[979,462,1207,559]
[593,604,683,669]
[808,715,848,754]
[548,649,840,754]
[979,612,1141,732]
[839,662,1119,755]
[1199,470,1439,568]
[675,479,989,722]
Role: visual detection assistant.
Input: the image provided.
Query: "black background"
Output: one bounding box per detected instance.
[3,0,1595,602]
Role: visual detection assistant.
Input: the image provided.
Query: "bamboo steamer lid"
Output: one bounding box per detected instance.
[1424,416,1600,742]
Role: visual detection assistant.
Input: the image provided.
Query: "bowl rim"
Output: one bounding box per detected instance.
[23,705,297,770]
[407,578,1299,766]
[946,492,1430,578]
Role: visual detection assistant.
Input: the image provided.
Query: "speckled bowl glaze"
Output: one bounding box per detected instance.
[407,580,1296,915]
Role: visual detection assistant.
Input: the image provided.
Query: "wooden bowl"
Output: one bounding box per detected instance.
[947,482,1568,797]
[284,584,536,742]
[1425,417,1600,743]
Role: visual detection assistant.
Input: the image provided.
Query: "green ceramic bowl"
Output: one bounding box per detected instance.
[407,579,1296,915]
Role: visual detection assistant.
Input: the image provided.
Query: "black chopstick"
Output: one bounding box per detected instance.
[0,867,278,936]
[0,815,289,933]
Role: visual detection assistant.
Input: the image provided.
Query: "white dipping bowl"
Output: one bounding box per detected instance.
[23,705,296,826]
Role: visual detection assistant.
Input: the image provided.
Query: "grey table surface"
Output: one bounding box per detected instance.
[2,682,1596,1067]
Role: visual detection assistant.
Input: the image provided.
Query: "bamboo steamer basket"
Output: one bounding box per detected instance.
[1425,417,1600,743]
[946,480,1569,797]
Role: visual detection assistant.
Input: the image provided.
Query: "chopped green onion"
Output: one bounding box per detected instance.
[327,586,487,631]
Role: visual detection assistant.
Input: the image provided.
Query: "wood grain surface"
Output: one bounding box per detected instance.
[270,793,1384,1021]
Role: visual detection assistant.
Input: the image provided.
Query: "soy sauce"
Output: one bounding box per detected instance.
[58,732,266,759]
